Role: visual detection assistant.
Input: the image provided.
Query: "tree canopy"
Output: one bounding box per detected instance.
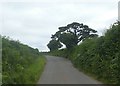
[47,22,98,51]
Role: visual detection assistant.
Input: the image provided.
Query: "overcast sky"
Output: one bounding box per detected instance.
[1,0,119,51]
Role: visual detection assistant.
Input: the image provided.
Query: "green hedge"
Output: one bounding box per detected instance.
[2,36,46,84]
[51,22,120,84]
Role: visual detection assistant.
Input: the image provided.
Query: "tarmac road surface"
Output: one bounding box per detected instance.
[38,55,102,84]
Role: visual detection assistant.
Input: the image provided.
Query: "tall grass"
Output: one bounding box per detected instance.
[20,56,46,84]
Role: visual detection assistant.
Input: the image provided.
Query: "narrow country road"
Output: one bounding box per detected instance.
[38,55,102,84]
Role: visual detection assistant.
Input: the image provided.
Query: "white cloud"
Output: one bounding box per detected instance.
[1,0,118,51]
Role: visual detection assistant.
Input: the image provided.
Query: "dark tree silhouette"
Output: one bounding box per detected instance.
[47,39,62,51]
[50,22,98,49]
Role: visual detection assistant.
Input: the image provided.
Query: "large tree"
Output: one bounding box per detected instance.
[51,22,98,49]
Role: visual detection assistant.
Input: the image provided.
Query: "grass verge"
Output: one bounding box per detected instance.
[22,56,46,84]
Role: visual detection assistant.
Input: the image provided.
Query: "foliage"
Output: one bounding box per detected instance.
[2,36,46,84]
[47,39,62,51]
[50,21,120,84]
[48,22,98,50]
